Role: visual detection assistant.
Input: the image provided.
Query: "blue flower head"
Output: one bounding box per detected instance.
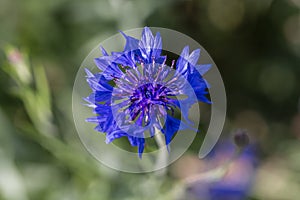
[85,27,211,157]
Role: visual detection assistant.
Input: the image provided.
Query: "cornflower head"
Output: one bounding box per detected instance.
[85,27,211,157]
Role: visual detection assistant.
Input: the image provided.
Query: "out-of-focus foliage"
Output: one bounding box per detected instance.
[0,0,299,199]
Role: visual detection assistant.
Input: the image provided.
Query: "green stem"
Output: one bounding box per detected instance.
[153,128,168,176]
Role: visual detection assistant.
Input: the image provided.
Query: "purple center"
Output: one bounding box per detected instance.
[128,83,173,126]
[111,62,183,129]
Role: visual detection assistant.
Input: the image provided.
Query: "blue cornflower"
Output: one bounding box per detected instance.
[187,141,257,200]
[85,27,211,157]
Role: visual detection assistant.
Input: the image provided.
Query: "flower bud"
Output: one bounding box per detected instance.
[233,129,250,148]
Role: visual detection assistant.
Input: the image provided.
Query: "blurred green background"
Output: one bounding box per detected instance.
[0,0,299,199]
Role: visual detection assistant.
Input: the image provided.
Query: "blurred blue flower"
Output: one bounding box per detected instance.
[187,141,257,200]
[84,27,211,157]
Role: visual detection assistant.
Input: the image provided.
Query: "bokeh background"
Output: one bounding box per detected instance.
[0,0,299,199]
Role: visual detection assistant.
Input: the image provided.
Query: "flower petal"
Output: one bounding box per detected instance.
[106,130,127,143]
[127,136,145,158]
[176,46,201,76]
[138,27,163,63]
[152,32,162,58]
[94,56,123,80]
[176,46,189,75]
[195,64,212,76]
[100,46,109,56]
[85,68,94,78]
[188,71,211,103]
[120,31,139,52]
[162,115,181,145]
